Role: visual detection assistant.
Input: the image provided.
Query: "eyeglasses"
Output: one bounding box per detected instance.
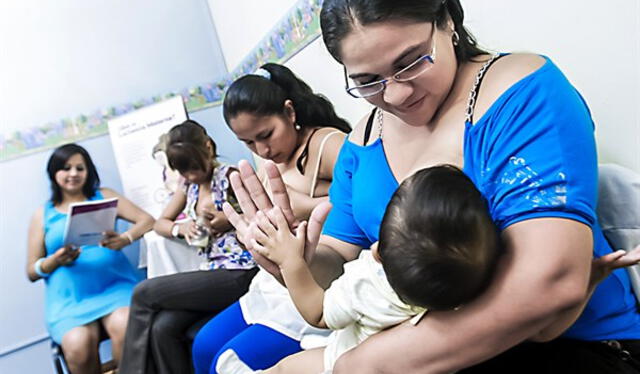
[344,23,438,99]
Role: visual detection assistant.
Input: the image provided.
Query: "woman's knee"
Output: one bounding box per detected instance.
[150,311,182,340]
[131,278,158,306]
[103,307,129,344]
[61,326,100,365]
[192,327,215,364]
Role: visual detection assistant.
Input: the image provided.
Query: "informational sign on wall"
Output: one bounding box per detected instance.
[108,96,187,218]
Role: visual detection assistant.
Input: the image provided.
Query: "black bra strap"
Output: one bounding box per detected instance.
[363,108,377,146]
[467,53,508,124]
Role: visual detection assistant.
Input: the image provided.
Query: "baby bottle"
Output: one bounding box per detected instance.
[189,215,210,249]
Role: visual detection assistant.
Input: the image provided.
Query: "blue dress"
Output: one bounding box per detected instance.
[43,190,140,343]
[323,56,640,341]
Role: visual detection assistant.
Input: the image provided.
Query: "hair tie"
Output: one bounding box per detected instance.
[254,68,271,80]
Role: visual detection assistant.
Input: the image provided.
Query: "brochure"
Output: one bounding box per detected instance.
[63,197,118,246]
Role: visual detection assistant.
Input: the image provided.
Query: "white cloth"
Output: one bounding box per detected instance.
[322,251,426,370]
[239,270,330,345]
[142,231,203,278]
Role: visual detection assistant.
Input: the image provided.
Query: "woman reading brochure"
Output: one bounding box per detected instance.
[26,143,154,374]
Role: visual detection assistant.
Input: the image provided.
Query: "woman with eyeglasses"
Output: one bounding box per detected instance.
[223,0,640,373]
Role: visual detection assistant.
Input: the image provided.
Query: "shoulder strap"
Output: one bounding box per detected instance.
[363,108,378,146]
[296,128,321,175]
[465,54,507,125]
[309,130,342,197]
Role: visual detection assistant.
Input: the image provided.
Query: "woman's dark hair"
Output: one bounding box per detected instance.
[165,119,217,174]
[378,165,499,310]
[47,143,100,204]
[320,0,486,64]
[223,63,351,173]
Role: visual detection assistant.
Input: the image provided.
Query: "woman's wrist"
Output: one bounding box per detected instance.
[35,257,57,278]
[171,222,184,238]
[121,231,134,244]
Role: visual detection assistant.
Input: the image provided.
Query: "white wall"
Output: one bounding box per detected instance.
[208,0,298,69]
[462,0,640,172]
[207,0,373,128]
[0,1,252,372]
[210,0,640,172]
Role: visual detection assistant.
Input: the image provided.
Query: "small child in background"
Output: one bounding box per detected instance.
[243,165,501,374]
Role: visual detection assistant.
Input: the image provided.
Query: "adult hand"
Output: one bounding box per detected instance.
[100,230,130,250]
[205,209,232,237]
[181,220,200,242]
[223,159,332,278]
[53,245,81,265]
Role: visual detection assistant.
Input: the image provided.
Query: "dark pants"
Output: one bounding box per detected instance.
[460,338,640,374]
[119,268,258,374]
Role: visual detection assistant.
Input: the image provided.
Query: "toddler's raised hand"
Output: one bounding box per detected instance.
[250,206,307,267]
[591,245,640,286]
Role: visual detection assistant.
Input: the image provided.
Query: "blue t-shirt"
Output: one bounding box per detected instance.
[323,56,640,341]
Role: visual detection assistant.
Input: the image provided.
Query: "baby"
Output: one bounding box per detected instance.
[247,165,500,374]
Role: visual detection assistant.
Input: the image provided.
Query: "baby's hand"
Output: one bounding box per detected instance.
[250,206,307,267]
[590,245,640,286]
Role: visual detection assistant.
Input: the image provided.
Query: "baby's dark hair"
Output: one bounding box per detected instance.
[378,165,499,311]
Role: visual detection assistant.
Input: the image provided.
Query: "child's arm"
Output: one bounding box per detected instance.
[530,245,640,341]
[251,207,328,328]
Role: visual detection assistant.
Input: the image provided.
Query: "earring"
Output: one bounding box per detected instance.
[452,30,460,46]
[294,123,301,131]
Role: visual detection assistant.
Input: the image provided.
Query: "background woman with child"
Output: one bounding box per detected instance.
[224,0,640,373]
[119,120,258,374]
[26,143,154,374]
[191,63,349,374]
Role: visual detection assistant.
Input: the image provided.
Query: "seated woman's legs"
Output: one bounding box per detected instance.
[207,323,302,373]
[101,306,129,364]
[61,321,102,374]
[121,268,257,374]
[192,302,251,374]
[193,301,302,373]
[151,309,214,373]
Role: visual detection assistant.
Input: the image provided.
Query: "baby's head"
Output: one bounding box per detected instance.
[377,165,499,311]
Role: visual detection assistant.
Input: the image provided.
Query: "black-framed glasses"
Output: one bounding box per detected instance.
[344,23,438,98]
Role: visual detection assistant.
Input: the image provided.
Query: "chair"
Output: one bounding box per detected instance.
[51,341,65,374]
[597,163,640,302]
[51,338,115,374]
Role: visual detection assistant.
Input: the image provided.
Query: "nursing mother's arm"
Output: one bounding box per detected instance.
[334,218,592,374]
[309,235,361,289]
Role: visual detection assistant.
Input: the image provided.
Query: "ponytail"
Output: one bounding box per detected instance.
[223,63,350,133]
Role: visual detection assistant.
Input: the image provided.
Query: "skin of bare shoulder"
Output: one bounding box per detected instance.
[346,111,375,145]
[99,187,117,198]
[308,126,347,179]
[472,53,546,121]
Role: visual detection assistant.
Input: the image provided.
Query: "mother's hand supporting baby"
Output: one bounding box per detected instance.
[222,160,331,280]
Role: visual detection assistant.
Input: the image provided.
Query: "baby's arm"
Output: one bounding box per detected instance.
[531,245,640,341]
[251,207,328,328]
